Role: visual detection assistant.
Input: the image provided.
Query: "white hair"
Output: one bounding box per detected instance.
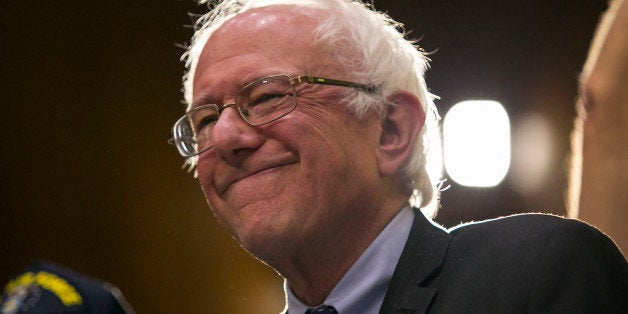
[180,0,443,217]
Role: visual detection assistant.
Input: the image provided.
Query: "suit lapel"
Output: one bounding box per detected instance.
[379,209,452,314]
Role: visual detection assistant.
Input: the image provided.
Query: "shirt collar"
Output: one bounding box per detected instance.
[285,205,415,314]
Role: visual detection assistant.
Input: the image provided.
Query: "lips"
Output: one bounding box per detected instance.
[215,156,298,194]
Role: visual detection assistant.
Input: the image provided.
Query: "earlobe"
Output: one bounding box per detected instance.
[377,91,426,176]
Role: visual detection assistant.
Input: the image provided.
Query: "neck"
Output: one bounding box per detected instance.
[278,193,410,306]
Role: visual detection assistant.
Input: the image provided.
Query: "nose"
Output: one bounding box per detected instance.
[211,106,264,165]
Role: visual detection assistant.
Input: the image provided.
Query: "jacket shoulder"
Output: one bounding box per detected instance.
[449,213,601,242]
[435,213,627,312]
[445,213,624,260]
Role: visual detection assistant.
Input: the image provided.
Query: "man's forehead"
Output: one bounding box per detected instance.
[190,4,359,108]
[211,5,326,40]
[183,2,345,108]
[191,6,329,105]
[197,6,326,72]
[196,7,331,71]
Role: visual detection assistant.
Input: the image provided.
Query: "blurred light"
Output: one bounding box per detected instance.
[511,113,554,195]
[444,100,510,187]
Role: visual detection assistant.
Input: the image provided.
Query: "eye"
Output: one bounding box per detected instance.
[194,113,218,132]
[238,76,295,120]
[249,92,288,107]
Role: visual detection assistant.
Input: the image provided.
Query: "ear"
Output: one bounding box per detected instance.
[377,91,426,177]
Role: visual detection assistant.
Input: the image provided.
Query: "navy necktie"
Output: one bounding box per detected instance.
[305,305,338,314]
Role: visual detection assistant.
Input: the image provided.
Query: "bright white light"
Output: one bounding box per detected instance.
[444,100,510,187]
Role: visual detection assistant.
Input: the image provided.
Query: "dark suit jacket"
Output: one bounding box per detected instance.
[380,212,627,313]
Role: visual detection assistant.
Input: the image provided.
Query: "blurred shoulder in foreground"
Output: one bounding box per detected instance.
[568,0,628,255]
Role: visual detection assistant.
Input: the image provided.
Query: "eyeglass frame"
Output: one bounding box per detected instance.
[168,74,377,157]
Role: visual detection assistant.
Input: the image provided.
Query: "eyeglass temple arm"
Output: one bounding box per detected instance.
[294,76,377,93]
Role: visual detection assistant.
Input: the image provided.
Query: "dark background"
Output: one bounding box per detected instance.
[1,0,608,312]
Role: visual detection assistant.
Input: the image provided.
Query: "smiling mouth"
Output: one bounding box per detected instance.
[221,161,297,194]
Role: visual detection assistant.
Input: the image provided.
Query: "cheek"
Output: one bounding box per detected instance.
[280,105,355,148]
[196,160,242,235]
[277,114,378,193]
[196,156,228,214]
[196,157,215,192]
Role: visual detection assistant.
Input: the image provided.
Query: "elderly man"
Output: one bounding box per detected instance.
[169,0,627,313]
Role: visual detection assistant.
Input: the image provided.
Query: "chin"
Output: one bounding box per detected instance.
[208,186,303,253]
[237,227,294,263]
[234,205,299,258]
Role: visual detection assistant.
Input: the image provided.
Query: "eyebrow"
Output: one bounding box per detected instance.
[191,93,217,109]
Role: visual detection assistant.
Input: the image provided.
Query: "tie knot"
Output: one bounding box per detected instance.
[305,304,338,314]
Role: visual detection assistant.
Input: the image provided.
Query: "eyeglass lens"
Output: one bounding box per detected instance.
[175,75,297,156]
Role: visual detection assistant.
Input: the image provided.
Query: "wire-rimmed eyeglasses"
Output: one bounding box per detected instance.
[168,74,376,157]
